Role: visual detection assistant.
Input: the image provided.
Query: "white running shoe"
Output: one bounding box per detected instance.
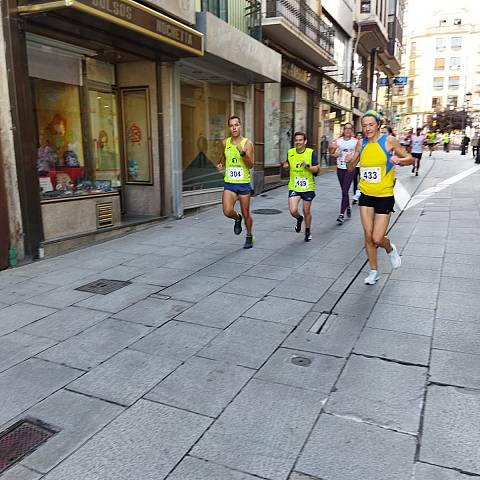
[388,243,402,269]
[364,270,380,285]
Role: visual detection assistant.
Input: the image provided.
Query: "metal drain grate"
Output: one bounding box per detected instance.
[75,279,131,295]
[0,420,56,473]
[252,208,282,215]
[291,356,312,367]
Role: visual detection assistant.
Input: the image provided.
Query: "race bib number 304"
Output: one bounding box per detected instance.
[294,177,308,189]
[228,167,244,181]
[360,167,381,183]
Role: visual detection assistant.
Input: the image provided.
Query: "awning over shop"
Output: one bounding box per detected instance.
[17,0,204,57]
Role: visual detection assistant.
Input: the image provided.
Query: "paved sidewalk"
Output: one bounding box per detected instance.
[1,150,480,480]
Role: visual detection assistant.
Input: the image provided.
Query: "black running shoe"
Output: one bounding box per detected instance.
[336,214,344,224]
[234,214,242,235]
[295,215,304,233]
[346,207,351,218]
[305,232,312,242]
[243,234,254,249]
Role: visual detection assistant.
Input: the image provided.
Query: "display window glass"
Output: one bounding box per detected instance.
[89,90,122,187]
[34,78,86,196]
[180,79,230,191]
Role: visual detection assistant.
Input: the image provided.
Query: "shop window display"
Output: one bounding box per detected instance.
[181,79,230,191]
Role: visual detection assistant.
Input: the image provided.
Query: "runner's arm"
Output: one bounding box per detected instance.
[387,136,415,166]
[346,141,362,171]
[238,139,254,169]
[302,151,319,174]
[216,139,226,172]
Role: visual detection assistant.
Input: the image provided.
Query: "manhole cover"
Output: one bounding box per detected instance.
[0,420,56,473]
[75,279,131,295]
[252,208,282,215]
[291,356,312,367]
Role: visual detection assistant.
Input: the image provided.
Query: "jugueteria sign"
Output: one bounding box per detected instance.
[18,0,203,56]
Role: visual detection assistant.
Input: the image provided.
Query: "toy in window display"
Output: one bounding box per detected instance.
[63,143,80,167]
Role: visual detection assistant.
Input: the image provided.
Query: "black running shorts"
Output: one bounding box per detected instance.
[358,193,395,214]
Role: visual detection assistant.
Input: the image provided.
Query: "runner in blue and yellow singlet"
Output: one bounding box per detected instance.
[346,110,414,285]
[217,116,255,249]
[282,132,319,242]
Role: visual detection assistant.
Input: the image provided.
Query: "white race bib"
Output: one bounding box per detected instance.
[294,177,309,189]
[360,167,381,183]
[227,167,244,181]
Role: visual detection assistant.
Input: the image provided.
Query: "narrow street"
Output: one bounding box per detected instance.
[1,149,480,480]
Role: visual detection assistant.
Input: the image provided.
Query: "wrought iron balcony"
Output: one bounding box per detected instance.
[265,0,334,58]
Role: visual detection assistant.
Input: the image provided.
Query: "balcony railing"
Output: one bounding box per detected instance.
[265,0,334,57]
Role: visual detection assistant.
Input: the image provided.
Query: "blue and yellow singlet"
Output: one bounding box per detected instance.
[359,134,395,197]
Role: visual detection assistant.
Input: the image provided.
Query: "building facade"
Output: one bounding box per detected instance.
[401,4,480,133]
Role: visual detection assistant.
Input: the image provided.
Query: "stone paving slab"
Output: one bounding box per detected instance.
[219,275,278,298]
[199,260,252,279]
[175,291,258,329]
[325,355,427,434]
[198,317,292,369]
[366,303,434,337]
[146,356,254,417]
[160,274,230,302]
[243,296,313,326]
[243,263,294,281]
[270,275,333,303]
[113,298,192,327]
[0,358,81,425]
[0,465,42,480]
[130,320,220,361]
[354,328,431,366]
[191,379,323,480]
[74,283,161,314]
[283,312,365,358]
[439,276,477,295]
[296,414,416,480]
[132,267,195,286]
[436,291,480,321]
[420,385,480,474]
[17,389,124,473]
[0,332,56,372]
[68,349,181,406]
[21,307,110,341]
[24,286,95,309]
[378,279,439,310]
[167,456,262,480]
[389,267,441,283]
[430,349,480,389]
[254,347,345,393]
[42,400,212,480]
[37,319,151,371]
[0,303,57,336]
[433,318,480,355]
[328,292,378,318]
[413,463,474,480]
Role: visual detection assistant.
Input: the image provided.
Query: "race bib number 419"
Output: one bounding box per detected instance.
[228,167,244,181]
[360,167,381,183]
[294,177,308,189]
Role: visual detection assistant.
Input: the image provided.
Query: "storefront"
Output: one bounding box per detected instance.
[264,57,321,186]
[5,0,203,256]
[319,75,353,168]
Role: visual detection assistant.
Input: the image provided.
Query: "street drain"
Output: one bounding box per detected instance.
[0,420,56,473]
[291,356,312,367]
[252,208,282,215]
[75,279,131,295]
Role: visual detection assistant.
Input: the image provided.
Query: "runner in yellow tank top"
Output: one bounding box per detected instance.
[346,110,414,285]
[216,115,255,249]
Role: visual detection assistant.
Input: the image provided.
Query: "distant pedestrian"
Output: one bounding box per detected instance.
[331,122,358,224]
[460,135,470,155]
[320,135,329,167]
[411,128,426,176]
[471,134,479,158]
[217,116,255,249]
[282,132,319,242]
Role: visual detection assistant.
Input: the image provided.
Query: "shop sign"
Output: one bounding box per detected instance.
[281,59,319,90]
[18,0,204,56]
[393,76,408,86]
[322,78,352,111]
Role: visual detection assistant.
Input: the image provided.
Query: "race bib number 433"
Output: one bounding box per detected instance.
[360,167,381,183]
[228,167,244,181]
[294,177,308,189]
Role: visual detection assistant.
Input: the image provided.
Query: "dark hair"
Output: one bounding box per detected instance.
[343,122,354,129]
[228,115,241,126]
[384,126,394,135]
[293,131,307,140]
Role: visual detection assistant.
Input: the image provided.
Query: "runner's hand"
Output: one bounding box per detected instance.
[390,156,401,165]
[300,162,309,169]
[345,153,354,163]
[216,163,224,172]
